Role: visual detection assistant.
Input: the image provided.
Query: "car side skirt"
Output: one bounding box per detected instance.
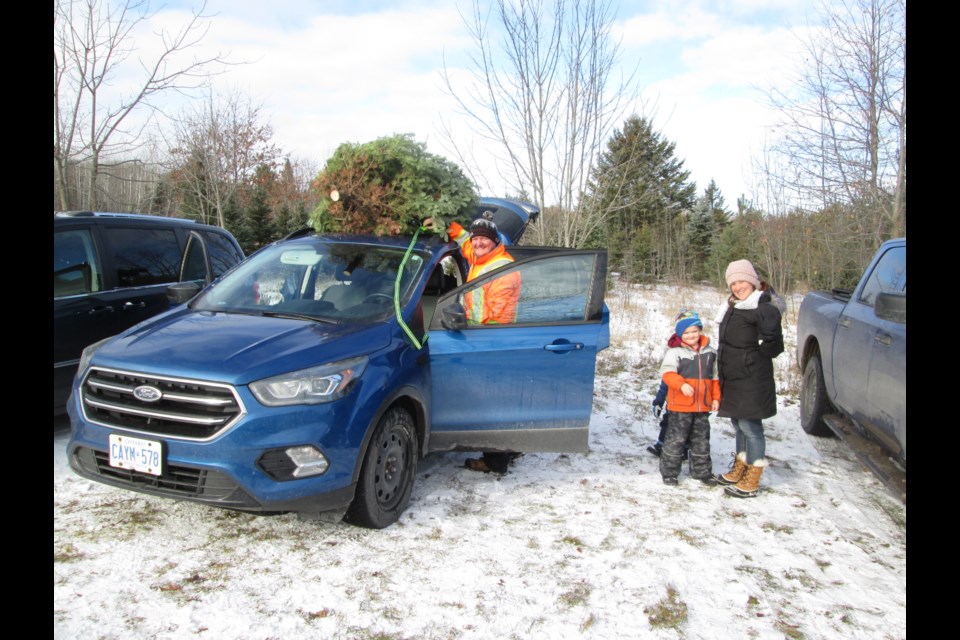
[427,427,588,454]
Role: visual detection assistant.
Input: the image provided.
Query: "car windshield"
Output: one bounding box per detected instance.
[192,238,427,323]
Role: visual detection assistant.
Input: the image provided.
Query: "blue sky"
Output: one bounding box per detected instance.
[139,0,824,208]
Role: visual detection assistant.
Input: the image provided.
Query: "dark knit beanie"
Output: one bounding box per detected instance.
[469,211,500,243]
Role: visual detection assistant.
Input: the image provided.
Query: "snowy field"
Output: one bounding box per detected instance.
[54,282,906,639]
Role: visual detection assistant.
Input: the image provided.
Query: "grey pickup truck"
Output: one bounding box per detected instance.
[796,238,906,470]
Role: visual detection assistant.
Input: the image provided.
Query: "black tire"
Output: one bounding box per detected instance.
[800,353,833,436]
[345,407,418,529]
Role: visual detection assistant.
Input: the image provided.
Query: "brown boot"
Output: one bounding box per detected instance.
[716,452,748,486]
[724,459,767,498]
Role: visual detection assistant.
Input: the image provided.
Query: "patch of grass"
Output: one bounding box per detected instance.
[735,565,780,592]
[54,542,85,563]
[526,537,540,549]
[579,613,597,632]
[596,351,629,377]
[815,559,831,571]
[761,522,795,534]
[300,608,332,620]
[783,569,820,590]
[673,529,704,547]
[560,535,586,548]
[644,584,688,630]
[774,614,805,639]
[343,629,406,640]
[558,580,591,608]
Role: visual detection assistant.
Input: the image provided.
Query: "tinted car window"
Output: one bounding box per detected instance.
[858,245,906,306]
[181,234,208,282]
[202,230,245,278]
[105,227,181,287]
[54,229,102,297]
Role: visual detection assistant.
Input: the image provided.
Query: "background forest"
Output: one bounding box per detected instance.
[53,0,905,293]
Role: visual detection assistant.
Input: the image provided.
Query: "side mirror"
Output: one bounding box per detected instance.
[166,281,203,305]
[440,302,468,330]
[874,292,905,324]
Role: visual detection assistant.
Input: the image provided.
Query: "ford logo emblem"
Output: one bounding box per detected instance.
[133,385,162,402]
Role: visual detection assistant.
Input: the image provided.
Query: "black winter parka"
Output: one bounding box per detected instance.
[716,290,784,420]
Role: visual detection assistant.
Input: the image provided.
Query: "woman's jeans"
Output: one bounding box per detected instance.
[731,418,765,463]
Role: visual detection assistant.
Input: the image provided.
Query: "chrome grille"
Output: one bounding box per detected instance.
[71,447,258,508]
[81,367,244,439]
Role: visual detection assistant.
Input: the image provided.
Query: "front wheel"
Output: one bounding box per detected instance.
[800,353,832,437]
[345,407,418,529]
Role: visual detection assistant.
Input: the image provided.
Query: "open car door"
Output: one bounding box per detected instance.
[426,248,609,454]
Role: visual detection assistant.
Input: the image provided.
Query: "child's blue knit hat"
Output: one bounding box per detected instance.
[675,309,703,338]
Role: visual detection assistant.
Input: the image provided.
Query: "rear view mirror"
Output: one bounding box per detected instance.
[874,292,905,324]
[166,281,203,305]
[440,302,467,330]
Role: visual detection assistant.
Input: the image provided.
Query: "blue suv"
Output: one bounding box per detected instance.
[67,201,609,528]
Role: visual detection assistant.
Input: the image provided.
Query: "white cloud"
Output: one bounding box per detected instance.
[94,0,837,205]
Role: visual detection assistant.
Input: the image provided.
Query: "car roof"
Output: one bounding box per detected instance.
[53,211,231,233]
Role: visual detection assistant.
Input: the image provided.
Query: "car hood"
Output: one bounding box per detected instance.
[91,307,393,385]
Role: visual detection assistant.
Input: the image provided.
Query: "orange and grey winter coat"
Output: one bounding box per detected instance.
[449,221,521,324]
[659,334,721,413]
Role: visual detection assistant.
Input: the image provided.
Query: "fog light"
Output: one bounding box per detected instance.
[286,446,329,478]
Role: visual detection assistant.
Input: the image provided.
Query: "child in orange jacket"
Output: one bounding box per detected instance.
[658,310,721,486]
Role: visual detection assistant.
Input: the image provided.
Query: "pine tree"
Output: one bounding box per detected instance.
[587,115,696,279]
[243,164,276,253]
[686,179,732,282]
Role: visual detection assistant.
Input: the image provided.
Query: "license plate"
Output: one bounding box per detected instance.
[109,434,163,476]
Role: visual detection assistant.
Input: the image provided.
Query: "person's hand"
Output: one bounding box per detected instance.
[422,217,440,232]
[652,403,663,419]
[681,383,694,397]
[711,399,719,412]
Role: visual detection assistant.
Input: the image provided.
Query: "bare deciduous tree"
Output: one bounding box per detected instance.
[764,0,905,241]
[54,0,228,211]
[167,89,280,228]
[440,0,636,246]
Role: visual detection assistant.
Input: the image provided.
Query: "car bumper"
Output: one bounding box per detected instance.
[65,388,364,514]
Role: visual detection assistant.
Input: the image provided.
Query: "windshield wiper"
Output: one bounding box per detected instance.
[259,311,340,324]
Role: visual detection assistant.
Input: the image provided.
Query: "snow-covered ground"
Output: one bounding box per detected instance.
[54,282,906,640]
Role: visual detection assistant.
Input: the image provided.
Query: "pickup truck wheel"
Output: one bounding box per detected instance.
[345,407,418,529]
[800,354,833,437]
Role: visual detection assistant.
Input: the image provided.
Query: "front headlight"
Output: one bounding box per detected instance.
[77,337,112,378]
[249,356,369,407]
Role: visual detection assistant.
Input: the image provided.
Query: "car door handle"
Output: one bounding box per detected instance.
[123,301,147,311]
[87,306,115,316]
[544,342,584,352]
[874,332,893,346]
[838,318,851,328]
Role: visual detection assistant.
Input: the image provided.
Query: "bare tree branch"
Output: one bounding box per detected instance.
[54,0,230,210]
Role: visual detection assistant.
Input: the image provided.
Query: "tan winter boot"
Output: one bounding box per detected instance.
[716,452,748,486]
[724,459,767,498]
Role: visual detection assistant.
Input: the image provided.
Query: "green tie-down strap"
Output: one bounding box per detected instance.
[395,227,429,350]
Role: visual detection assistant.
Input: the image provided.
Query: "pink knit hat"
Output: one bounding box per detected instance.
[725,259,760,288]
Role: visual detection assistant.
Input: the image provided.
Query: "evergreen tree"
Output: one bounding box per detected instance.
[684,201,715,282]
[222,192,248,249]
[274,203,293,238]
[701,179,731,232]
[243,164,276,253]
[587,115,696,279]
[686,179,732,282]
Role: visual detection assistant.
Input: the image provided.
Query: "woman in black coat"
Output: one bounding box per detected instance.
[714,259,784,497]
